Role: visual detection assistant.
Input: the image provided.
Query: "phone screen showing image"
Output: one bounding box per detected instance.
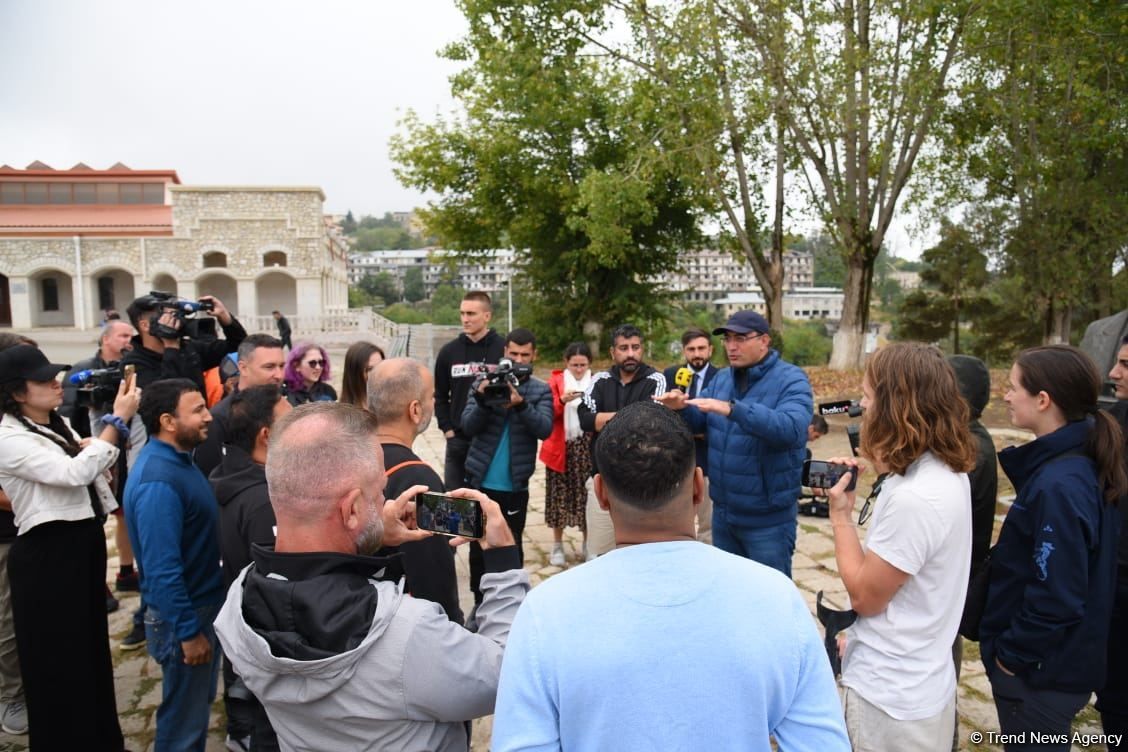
[415,493,485,539]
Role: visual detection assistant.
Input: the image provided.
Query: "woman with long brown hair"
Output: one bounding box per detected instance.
[340,341,386,409]
[826,342,977,750]
[980,345,1125,750]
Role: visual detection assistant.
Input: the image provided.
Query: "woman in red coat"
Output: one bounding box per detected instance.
[540,342,593,566]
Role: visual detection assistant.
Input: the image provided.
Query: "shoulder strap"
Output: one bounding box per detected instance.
[385,459,428,478]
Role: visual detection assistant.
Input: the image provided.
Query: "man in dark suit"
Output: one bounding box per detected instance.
[664,328,718,542]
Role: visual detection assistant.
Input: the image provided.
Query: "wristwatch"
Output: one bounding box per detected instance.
[99,414,130,440]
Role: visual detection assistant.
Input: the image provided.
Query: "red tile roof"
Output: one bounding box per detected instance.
[0,205,173,237]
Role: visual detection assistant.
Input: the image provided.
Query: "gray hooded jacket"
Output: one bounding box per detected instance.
[214,546,529,752]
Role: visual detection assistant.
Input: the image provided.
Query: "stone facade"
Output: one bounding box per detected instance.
[0,183,348,330]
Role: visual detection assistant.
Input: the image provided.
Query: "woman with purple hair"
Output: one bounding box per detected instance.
[284,342,337,406]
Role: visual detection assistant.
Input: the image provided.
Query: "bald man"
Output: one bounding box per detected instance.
[369,357,463,623]
[215,403,529,752]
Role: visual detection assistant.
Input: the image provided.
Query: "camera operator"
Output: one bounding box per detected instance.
[121,293,246,392]
[460,328,552,625]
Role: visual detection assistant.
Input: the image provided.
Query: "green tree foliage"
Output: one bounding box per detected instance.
[403,266,426,303]
[357,272,400,306]
[391,2,704,352]
[341,210,358,235]
[777,320,833,367]
[893,220,989,352]
[936,0,1128,344]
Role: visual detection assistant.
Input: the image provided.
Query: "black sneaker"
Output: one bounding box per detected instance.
[119,622,146,651]
[115,571,140,592]
[106,593,120,614]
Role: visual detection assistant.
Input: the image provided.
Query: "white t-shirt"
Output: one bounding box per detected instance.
[841,451,972,721]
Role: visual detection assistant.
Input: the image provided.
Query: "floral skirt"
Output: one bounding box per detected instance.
[545,436,591,530]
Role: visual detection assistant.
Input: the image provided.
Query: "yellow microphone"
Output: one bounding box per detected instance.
[674,367,693,392]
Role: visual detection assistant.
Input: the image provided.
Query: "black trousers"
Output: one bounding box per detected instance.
[1098,582,1128,746]
[443,434,471,491]
[9,519,124,752]
[469,488,528,604]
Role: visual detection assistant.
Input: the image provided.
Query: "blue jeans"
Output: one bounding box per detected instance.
[712,513,797,577]
[146,604,221,752]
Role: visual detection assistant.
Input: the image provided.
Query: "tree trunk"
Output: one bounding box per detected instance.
[1044,301,1072,344]
[583,319,602,357]
[829,247,874,370]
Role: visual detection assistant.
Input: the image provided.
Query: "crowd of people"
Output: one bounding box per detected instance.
[0,287,1124,751]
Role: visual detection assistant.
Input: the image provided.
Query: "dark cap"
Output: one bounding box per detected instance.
[0,345,71,383]
[713,310,770,336]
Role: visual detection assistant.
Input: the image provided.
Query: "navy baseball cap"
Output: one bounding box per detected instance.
[713,310,770,336]
[0,345,71,383]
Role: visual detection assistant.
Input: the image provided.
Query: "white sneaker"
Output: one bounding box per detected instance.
[549,544,565,567]
[1,699,27,735]
[225,734,250,752]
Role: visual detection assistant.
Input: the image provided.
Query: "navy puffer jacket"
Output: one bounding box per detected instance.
[460,376,553,491]
[684,350,812,528]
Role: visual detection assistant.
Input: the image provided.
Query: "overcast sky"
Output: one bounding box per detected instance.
[0,0,925,257]
[0,0,467,216]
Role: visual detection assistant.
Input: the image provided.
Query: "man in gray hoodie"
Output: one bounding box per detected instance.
[214,402,529,752]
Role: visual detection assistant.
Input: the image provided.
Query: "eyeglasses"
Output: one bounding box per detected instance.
[722,332,766,345]
[857,473,887,525]
[304,359,325,368]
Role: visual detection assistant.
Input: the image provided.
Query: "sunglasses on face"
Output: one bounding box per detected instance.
[304,359,325,368]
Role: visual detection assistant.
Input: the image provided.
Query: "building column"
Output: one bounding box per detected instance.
[9,276,31,329]
[73,237,88,329]
[236,278,257,320]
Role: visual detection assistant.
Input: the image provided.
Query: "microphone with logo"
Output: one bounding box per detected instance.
[674,367,693,393]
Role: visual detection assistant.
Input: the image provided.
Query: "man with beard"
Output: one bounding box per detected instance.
[663,328,719,543]
[657,311,811,576]
[368,357,463,624]
[124,379,223,752]
[214,403,530,751]
[578,324,667,559]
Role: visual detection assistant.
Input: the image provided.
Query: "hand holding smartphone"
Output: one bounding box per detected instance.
[802,459,857,492]
[415,492,485,539]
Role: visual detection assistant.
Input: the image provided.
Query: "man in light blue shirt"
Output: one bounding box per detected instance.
[492,401,850,751]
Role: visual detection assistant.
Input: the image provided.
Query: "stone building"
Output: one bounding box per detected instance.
[0,162,348,330]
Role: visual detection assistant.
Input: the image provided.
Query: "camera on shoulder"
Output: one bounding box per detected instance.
[142,290,218,341]
[474,358,533,408]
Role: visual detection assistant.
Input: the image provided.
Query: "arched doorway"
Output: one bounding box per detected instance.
[255,271,296,317]
[90,269,135,324]
[151,273,178,297]
[196,272,238,313]
[28,270,75,327]
[0,274,10,327]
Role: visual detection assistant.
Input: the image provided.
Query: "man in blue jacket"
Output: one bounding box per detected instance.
[461,328,553,619]
[658,310,812,576]
[125,378,223,752]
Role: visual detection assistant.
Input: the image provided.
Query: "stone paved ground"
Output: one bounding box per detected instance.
[0,331,1110,750]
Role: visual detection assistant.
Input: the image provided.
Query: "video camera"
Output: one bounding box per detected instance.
[818,399,864,457]
[472,358,533,408]
[141,291,217,341]
[69,363,135,411]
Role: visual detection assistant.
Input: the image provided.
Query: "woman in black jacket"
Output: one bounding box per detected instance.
[981,345,1125,750]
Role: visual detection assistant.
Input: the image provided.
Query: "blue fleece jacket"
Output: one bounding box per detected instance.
[683,350,812,529]
[980,419,1120,692]
[125,438,224,642]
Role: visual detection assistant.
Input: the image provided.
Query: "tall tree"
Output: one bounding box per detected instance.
[893,219,989,352]
[403,266,426,303]
[391,1,700,350]
[937,0,1128,343]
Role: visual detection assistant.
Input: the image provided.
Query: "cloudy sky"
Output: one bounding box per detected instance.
[0,0,467,216]
[1,0,926,256]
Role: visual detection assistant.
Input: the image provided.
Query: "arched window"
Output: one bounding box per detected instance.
[203,252,227,268]
[263,251,287,267]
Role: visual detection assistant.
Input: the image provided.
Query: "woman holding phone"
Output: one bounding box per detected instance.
[826,342,976,751]
[979,345,1124,750]
[540,342,593,566]
[0,344,140,750]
